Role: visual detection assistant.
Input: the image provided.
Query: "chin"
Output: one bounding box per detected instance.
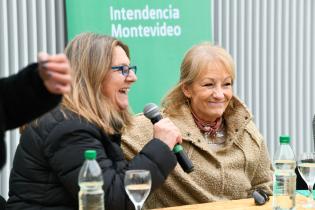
[118,103,129,111]
[210,112,224,119]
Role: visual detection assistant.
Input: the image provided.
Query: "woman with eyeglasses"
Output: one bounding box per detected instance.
[6,32,182,210]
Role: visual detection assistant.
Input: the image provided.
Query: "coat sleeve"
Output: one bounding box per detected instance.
[0,63,61,130]
[122,114,156,161]
[46,119,177,210]
[249,136,274,196]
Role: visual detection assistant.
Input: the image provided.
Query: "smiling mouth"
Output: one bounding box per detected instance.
[208,102,225,106]
[119,88,130,94]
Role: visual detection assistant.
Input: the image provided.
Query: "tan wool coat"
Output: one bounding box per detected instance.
[122,96,273,208]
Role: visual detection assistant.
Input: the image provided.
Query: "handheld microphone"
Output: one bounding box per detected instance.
[143,103,194,173]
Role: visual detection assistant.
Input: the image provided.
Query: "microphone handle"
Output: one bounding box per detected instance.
[150,114,194,173]
[173,144,194,173]
[150,115,162,124]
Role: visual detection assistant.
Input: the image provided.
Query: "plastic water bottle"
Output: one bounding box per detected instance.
[78,150,105,210]
[272,135,296,210]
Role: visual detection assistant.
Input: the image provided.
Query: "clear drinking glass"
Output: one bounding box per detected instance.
[124,170,151,210]
[297,152,315,208]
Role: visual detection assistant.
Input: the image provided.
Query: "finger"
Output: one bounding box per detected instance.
[45,54,68,63]
[39,68,52,80]
[45,82,71,94]
[54,84,71,94]
[38,52,49,63]
[38,52,50,73]
[177,136,182,144]
[43,63,71,74]
[47,71,72,84]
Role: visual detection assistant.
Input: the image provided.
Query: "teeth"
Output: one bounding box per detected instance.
[120,88,130,93]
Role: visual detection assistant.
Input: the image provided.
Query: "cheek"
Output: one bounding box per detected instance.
[101,82,110,97]
[191,92,210,105]
[226,90,233,100]
[101,79,118,99]
[199,92,211,101]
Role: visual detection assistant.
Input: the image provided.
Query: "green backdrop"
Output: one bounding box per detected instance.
[65,0,212,113]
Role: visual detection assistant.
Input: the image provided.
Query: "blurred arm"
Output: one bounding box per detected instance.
[0,63,62,130]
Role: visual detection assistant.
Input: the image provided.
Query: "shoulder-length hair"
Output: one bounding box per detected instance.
[162,42,235,116]
[62,32,132,134]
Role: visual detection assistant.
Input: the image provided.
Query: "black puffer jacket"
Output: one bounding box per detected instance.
[6,107,177,210]
[0,63,62,169]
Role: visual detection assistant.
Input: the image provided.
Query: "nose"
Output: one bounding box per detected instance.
[125,70,137,82]
[212,87,224,99]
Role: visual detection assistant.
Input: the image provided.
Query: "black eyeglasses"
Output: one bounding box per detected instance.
[111,65,137,77]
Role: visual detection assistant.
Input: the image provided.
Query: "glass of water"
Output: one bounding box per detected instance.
[124,170,151,210]
[297,152,315,208]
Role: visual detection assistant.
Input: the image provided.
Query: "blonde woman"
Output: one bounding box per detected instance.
[122,43,273,208]
[6,33,181,210]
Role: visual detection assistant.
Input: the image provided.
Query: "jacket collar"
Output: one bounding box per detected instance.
[165,96,252,146]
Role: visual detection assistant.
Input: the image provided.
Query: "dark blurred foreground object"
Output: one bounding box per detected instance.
[0,63,62,169]
[0,195,5,210]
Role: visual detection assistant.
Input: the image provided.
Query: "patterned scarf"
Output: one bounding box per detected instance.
[191,110,222,137]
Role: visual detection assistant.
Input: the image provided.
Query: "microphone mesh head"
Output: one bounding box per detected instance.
[143,103,160,119]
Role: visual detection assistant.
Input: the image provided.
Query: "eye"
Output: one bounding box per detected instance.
[121,66,129,75]
[204,83,214,87]
[224,82,232,86]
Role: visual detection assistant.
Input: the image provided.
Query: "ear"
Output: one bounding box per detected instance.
[181,84,192,98]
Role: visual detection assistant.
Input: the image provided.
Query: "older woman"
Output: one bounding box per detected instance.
[6,33,182,210]
[122,43,273,208]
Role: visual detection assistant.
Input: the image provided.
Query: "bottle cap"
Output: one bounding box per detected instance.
[279,135,290,143]
[84,150,97,160]
[173,144,183,153]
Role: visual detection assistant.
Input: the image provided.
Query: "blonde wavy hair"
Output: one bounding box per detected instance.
[162,42,235,116]
[62,32,133,134]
